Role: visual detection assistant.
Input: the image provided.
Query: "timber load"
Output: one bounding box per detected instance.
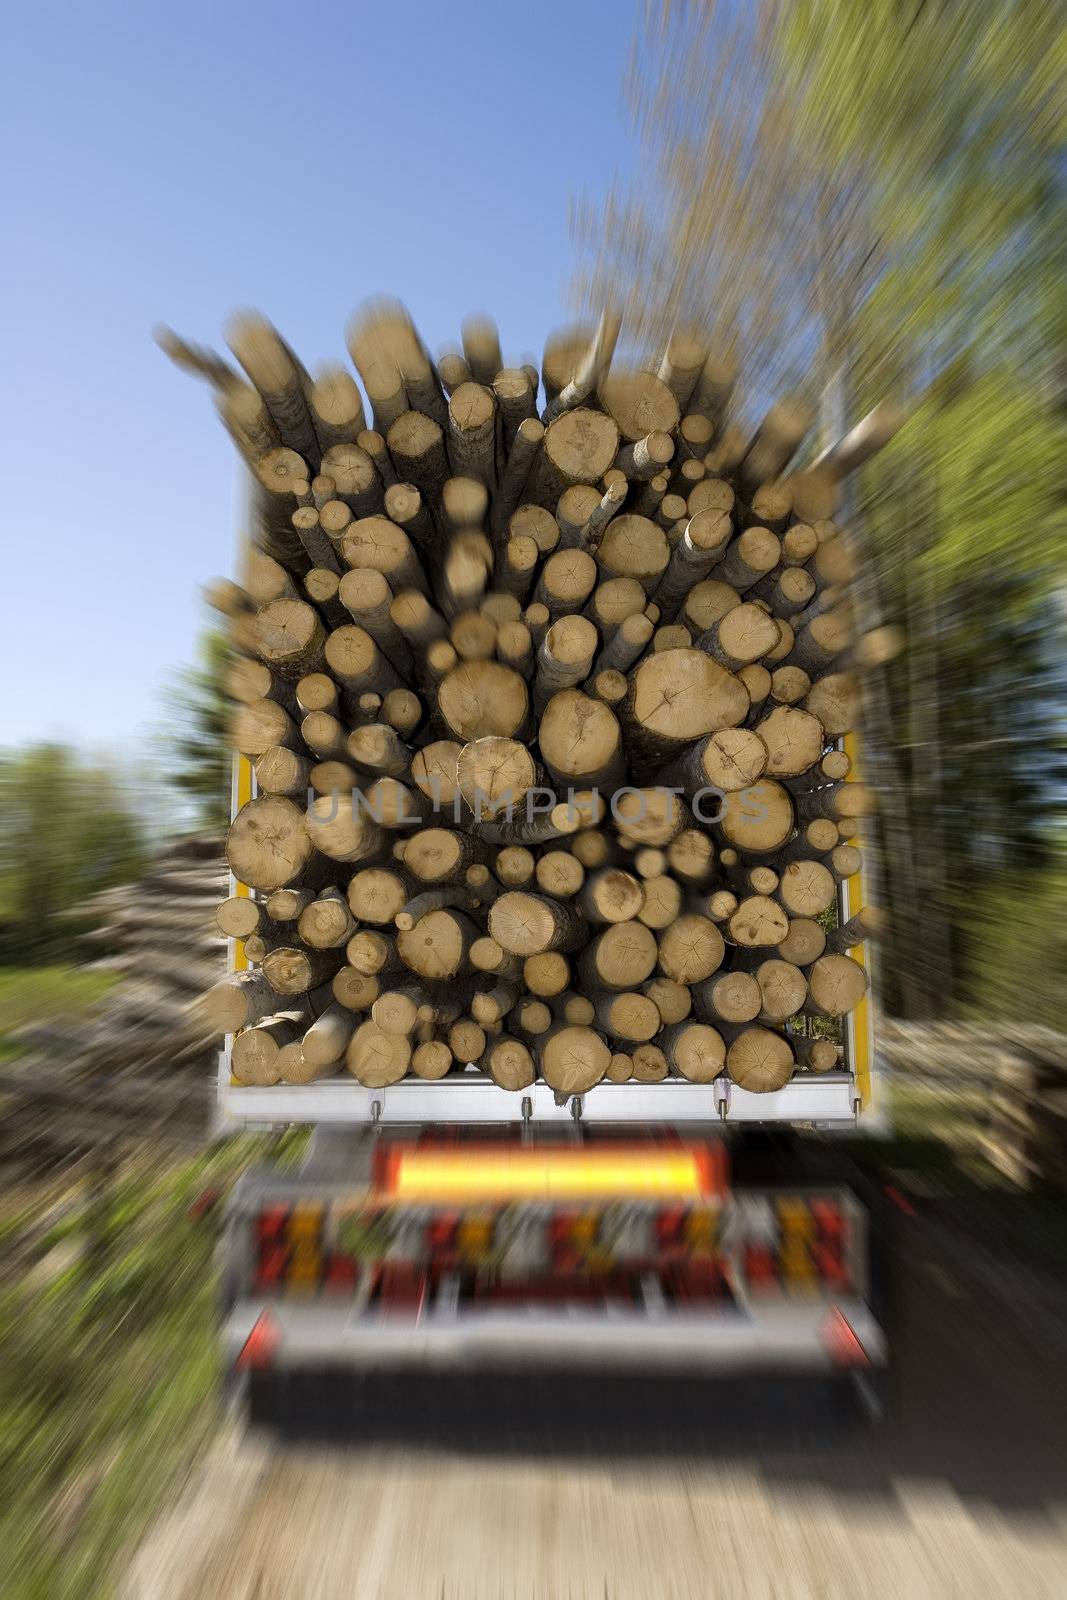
[161,302,895,1096]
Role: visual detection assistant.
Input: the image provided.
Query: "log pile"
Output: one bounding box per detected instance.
[162,302,894,1098]
[884,1022,1067,1190]
[0,837,224,1171]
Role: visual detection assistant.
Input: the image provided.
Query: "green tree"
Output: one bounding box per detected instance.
[579,0,1067,1019]
[160,629,233,832]
[0,745,148,964]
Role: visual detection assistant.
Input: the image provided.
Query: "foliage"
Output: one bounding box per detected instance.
[0,1136,299,1599]
[578,0,1067,1019]
[0,747,148,966]
[159,629,233,834]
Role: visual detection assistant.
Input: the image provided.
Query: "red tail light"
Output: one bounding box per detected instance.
[822,1306,870,1368]
[235,1310,280,1371]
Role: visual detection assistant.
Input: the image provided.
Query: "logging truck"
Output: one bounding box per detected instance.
[167,305,895,1423]
[215,746,889,1424]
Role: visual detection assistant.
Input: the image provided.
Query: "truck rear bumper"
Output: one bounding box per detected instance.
[225,1298,886,1374]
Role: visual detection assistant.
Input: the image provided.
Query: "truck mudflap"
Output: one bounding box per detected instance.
[226,1296,886,1374]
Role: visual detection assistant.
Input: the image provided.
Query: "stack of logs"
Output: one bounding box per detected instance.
[160,301,895,1098]
[0,837,224,1171]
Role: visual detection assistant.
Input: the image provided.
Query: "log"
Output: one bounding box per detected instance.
[595,514,670,585]
[661,727,767,801]
[752,706,825,778]
[216,896,263,940]
[338,568,414,674]
[489,892,585,956]
[345,929,395,975]
[660,1021,726,1082]
[449,1018,487,1064]
[347,723,412,779]
[261,945,341,997]
[711,527,781,593]
[795,781,876,825]
[226,796,314,891]
[637,875,683,930]
[328,963,378,1014]
[397,909,477,980]
[254,599,326,679]
[527,408,619,508]
[522,954,570,998]
[580,868,644,924]
[681,578,740,636]
[404,828,485,885]
[486,1036,536,1090]
[776,859,836,918]
[346,1020,411,1086]
[692,970,762,1026]
[554,483,603,549]
[653,511,733,618]
[616,431,674,480]
[594,991,661,1043]
[226,313,318,461]
[447,382,497,487]
[320,445,382,519]
[804,672,860,738]
[656,914,725,984]
[412,1039,454,1080]
[386,410,449,505]
[232,1014,305,1086]
[795,1037,841,1073]
[438,660,529,741]
[623,647,749,769]
[301,1002,356,1067]
[457,736,537,819]
[738,398,813,494]
[598,369,680,442]
[805,954,868,1017]
[534,850,585,898]
[540,1025,610,1096]
[587,576,647,636]
[309,365,366,451]
[749,958,807,1023]
[578,920,658,991]
[534,616,599,711]
[826,906,886,954]
[631,1043,668,1081]
[305,792,385,865]
[594,613,654,675]
[667,828,716,885]
[201,970,277,1034]
[539,690,623,790]
[340,516,425,593]
[542,309,620,422]
[727,896,790,948]
[696,603,780,672]
[726,1026,795,1092]
[717,780,794,856]
[298,888,357,949]
[643,976,691,1024]
[534,548,598,618]
[491,417,545,537]
[493,368,537,450]
[776,918,826,966]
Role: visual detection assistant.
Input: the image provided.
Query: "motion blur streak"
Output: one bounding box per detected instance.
[2,4,1065,1599]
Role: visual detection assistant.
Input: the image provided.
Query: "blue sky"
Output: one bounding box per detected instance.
[0,0,640,748]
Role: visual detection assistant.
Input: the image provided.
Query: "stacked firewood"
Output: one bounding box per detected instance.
[161,303,895,1097]
[0,837,224,1170]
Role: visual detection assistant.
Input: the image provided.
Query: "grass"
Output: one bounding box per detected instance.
[0,966,118,1062]
[0,1135,305,1599]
